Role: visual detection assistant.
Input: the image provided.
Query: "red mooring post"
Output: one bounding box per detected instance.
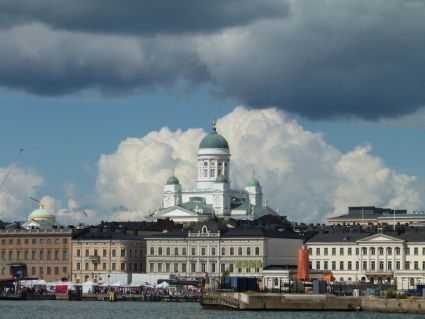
[297,245,310,282]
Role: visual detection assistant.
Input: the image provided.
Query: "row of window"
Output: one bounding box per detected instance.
[1,238,68,245]
[75,262,144,272]
[76,248,144,258]
[311,260,425,271]
[149,246,260,257]
[1,266,68,277]
[149,261,260,274]
[308,246,422,256]
[1,249,68,261]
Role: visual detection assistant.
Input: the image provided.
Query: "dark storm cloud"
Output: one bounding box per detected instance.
[0,0,288,34]
[0,0,425,120]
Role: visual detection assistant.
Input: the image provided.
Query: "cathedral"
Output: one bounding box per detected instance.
[149,121,280,223]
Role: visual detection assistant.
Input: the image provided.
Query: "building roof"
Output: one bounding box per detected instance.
[28,207,55,221]
[306,229,374,243]
[72,229,144,241]
[247,177,260,187]
[223,227,302,239]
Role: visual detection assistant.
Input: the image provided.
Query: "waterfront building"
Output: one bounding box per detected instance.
[145,221,303,288]
[306,226,425,290]
[0,205,72,281]
[0,227,72,281]
[149,121,281,223]
[71,229,146,284]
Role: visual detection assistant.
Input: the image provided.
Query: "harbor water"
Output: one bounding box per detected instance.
[0,301,424,319]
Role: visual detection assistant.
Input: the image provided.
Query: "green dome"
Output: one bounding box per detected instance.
[166,175,180,185]
[199,131,229,149]
[215,174,229,183]
[247,177,261,187]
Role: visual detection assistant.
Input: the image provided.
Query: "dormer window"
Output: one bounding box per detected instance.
[201,225,208,234]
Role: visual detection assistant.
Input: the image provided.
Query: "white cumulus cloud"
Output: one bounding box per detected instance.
[95,106,424,222]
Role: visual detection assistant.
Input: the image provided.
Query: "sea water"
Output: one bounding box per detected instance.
[0,300,423,319]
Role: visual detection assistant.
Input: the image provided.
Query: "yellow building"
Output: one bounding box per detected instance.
[71,230,146,284]
[146,221,303,288]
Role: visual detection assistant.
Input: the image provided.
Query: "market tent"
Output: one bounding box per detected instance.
[82,280,98,294]
[111,281,122,287]
[155,281,170,289]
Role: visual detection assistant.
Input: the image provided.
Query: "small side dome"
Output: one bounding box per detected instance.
[166,175,180,185]
[247,177,261,187]
[215,174,229,183]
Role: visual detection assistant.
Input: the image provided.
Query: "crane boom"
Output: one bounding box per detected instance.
[0,149,23,193]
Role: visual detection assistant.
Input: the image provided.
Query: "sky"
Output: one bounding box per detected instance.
[0,0,424,224]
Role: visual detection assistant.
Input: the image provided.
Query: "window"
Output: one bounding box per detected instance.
[362,247,367,255]
[396,261,401,270]
[378,247,384,255]
[324,248,328,255]
[210,169,215,178]
[414,261,419,270]
[55,239,59,244]
[103,249,107,257]
[150,247,154,255]
[212,247,216,256]
[308,248,312,255]
[74,263,79,272]
[112,263,116,271]
[423,247,425,255]
[388,261,392,270]
[174,247,179,256]
[363,261,367,270]
[238,247,242,256]
[16,251,21,260]
[221,263,226,273]
[63,267,67,274]
[85,249,89,257]
[32,250,36,260]
[54,267,59,275]
[191,263,196,273]
[93,249,98,257]
[230,247,234,256]
[112,249,116,257]
[371,261,375,270]
[47,250,51,260]
[332,261,336,270]
[39,249,44,260]
[387,247,392,255]
[406,248,410,255]
[316,261,320,270]
[31,267,36,275]
[423,261,425,270]
[370,247,375,255]
[17,239,21,245]
[103,263,107,271]
[348,248,352,255]
[255,247,260,256]
[324,261,328,270]
[85,263,89,271]
[63,249,68,260]
[309,261,312,270]
[166,263,170,272]
[339,248,344,255]
[39,239,44,244]
[24,239,29,245]
[63,239,68,244]
[54,250,59,260]
[94,263,98,271]
[340,261,344,270]
[182,247,187,255]
[332,248,336,255]
[356,261,359,270]
[229,264,234,273]
[201,263,206,272]
[47,239,51,244]
[316,248,320,256]
[182,263,187,273]
[121,263,126,271]
[348,261,352,270]
[355,248,359,255]
[77,249,80,257]
[405,261,410,270]
[174,263,178,273]
[191,247,196,256]
[396,247,401,255]
[149,263,154,273]
[414,247,419,255]
[24,250,28,260]
[201,247,206,256]
[246,247,251,256]
[121,249,126,257]
[166,247,170,256]
[379,261,384,270]
[212,263,216,273]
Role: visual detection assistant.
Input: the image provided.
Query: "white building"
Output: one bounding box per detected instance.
[150,121,279,223]
[306,227,425,291]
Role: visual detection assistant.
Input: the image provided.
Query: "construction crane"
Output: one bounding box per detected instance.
[0,149,24,193]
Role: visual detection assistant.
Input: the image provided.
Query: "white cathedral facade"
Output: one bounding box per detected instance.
[150,122,280,223]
